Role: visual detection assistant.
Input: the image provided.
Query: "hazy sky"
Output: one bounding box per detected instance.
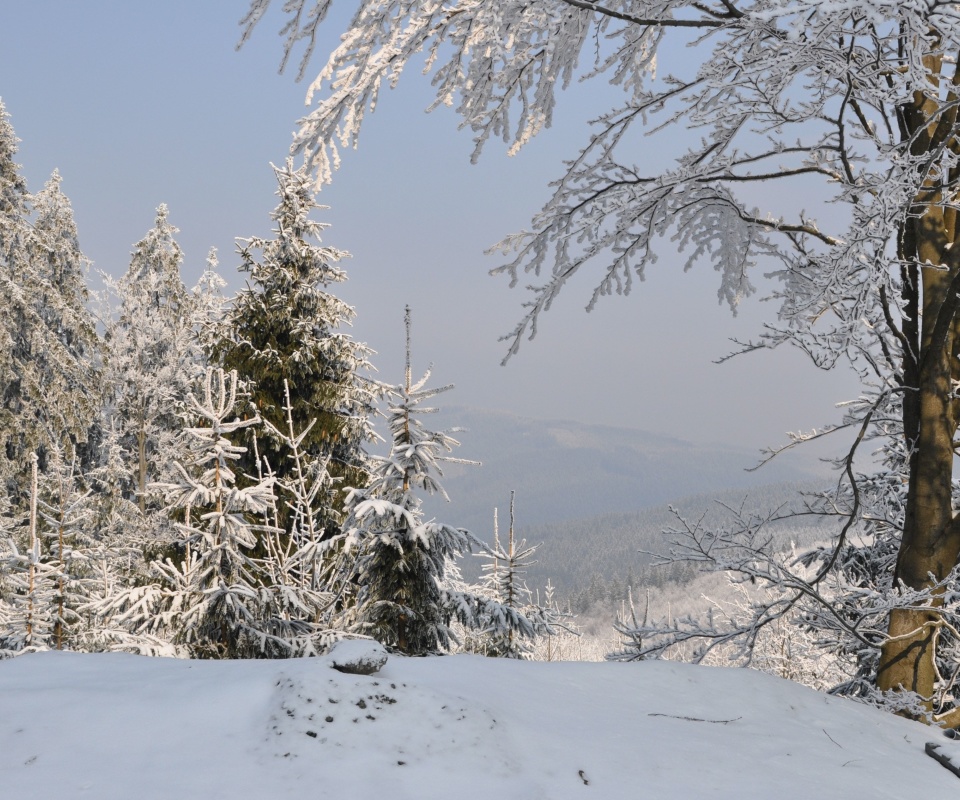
[1,2,860,457]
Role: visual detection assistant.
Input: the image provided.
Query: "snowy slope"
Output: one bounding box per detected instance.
[1,650,957,799]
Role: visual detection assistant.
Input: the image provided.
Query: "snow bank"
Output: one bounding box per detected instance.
[0,651,956,798]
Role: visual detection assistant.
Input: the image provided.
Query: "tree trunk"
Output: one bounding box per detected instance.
[137,414,147,515]
[878,56,960,707]
[878,283,960,706]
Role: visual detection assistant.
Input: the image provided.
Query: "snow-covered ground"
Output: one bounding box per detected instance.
[1,647,957,799]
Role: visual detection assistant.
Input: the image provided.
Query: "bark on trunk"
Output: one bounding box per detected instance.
[137,416,147,515]
[878,212,960,708]
[878,49,960,708]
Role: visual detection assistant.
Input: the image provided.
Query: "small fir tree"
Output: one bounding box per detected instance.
[150,368,276,657]
[470,493,554,659]
[0,455,60,653]
[105,368,337,658]
[340,308,480,655]
[191,247,228,360]
[259,379,339,594]
[36,446,96,651]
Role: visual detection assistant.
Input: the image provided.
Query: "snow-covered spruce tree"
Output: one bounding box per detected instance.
[0,445,114,656]
[0,104,101,491]
[468,495,558,659]
[69,422,159,653]
[244,1,960,719]
[23,171,102,468]
[216,160,378,543]
[340,311,472,654]
[258,378,341,598]
[67,425,181,658]
[339,309,535,655]
[0,99,30,482]
[0,99,25,232]
[34,445,99,652]
[106,368,336,658]
[0,455,61,654]
[104,205,198,515]
[83,422,151,572]
[191,247,228,362]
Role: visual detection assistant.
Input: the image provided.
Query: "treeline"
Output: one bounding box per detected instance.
[565,564,702,616]
[503,481,835,599]
[0,102,554,661]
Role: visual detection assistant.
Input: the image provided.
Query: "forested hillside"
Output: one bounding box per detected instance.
[514,481,837,604]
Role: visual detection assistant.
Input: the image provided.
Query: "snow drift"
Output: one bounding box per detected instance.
[1,650,956,798]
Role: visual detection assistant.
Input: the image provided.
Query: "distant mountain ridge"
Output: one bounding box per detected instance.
[420,405,830,539]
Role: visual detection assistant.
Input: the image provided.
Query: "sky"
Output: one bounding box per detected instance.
[2,648,958,798]
[0,2,860,455]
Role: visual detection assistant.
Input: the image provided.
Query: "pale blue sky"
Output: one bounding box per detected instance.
[0,2,858,456]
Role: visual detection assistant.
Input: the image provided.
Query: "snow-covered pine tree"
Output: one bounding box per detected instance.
[216,160,378,542]
[35,445,97,652]
[191,247,227,361]
[470,493,554,659]
[259,379,339,594]
[107,368,336,658]
[26,171,103,467]
[0,99,34,488]
[70,421,157,653]
[104,205,198,515]
[340,308,488,655]
[0,455,61,654]
[0,103,101,491]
